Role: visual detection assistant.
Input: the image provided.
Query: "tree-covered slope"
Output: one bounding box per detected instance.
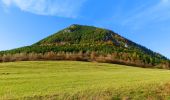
[35,24,166,60]
[0,24,169,68]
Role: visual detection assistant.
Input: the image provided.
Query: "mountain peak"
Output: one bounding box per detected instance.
[35,24,112,45]
[69,24,83,27]
[35,24,131,49]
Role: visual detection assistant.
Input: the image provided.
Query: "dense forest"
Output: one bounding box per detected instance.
[0,24,169,69]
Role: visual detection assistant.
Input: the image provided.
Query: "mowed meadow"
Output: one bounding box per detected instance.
[1,61,170,100]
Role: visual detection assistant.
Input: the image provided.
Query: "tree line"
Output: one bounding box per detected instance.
[0,50,169,69]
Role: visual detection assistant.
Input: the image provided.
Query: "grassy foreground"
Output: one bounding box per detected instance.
[1,61,170,100]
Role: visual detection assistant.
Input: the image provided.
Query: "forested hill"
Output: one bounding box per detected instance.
[0,24,169,69]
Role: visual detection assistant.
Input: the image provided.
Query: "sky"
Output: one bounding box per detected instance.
[0,0,170,58]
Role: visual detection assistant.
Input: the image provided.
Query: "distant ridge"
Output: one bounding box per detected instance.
[0,24,169,69]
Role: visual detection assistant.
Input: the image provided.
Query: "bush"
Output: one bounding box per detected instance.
[2,54,12,62]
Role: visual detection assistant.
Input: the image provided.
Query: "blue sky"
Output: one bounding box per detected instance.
[0,0,170,58]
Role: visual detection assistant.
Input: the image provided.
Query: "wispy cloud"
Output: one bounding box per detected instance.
[0,0,87,18]
[162,0,170,3]
[122,0,170,30]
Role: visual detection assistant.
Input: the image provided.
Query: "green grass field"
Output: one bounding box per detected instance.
[1,61,170,100]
